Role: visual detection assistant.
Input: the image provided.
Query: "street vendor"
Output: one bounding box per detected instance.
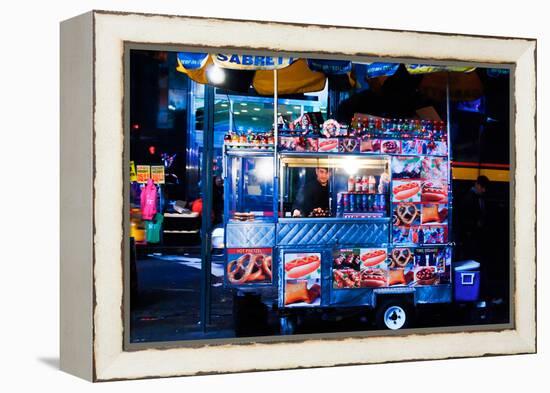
[292,167,330,217]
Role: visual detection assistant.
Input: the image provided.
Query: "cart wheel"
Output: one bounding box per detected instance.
[375,299,412,330]
[279,315,296,335]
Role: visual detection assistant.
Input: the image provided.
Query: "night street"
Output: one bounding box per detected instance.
[131,253,510,343]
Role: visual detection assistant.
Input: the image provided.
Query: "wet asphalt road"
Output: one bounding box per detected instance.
[130,254,510,343]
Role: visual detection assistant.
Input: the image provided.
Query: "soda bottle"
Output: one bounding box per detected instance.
[412,229,419,243]
[360,175,368,192]
[375,194,382,213]
[418,228,424,244]
[337,193,342,216]
[349,193,355,212]
[362,193,368,212]
[379,194,386,214]
[355,175,362,192]
[368,175,376,194]
[343,193,349,213]
[348,176,355,192]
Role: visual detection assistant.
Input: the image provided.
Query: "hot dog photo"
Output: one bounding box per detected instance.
[360,248,388,267]
[333,248,389,289]
[317,138,339,152]
[392,180,421,202]
[284,253,321,280]
[333,266,389,289]
[284,252,322,306]
[421,181,448,203]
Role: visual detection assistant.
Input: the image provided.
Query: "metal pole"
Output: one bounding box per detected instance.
[446,72,454,246]
[274,69,278,164]
[229,98,234,132]
[200,84,215,331]
[273,69,280,215]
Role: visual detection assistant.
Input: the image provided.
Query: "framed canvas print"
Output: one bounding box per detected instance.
[60,10,536,381]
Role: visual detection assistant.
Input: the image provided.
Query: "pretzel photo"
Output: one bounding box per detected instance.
[342,138,358,152]
[390,248,412,268]
[396,203,418,225]
[227,253,272,285]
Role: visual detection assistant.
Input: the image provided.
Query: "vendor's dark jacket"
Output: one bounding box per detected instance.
[293,180,330,217]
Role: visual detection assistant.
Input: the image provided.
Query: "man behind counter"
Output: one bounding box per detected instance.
[292,167,330,217]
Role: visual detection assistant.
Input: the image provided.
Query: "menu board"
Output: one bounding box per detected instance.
[387,246,452,287]
[331,246,451,288]
[332,248,388,289]
[226,248,272,285]
[283,252,321,307]
[391,155,449,245]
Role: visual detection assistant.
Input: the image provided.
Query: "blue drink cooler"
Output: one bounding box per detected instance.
[453,260,481,302]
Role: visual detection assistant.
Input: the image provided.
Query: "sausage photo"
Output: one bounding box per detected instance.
[361,249,387,266]
[393,182,420,201]
[285,255,321,279]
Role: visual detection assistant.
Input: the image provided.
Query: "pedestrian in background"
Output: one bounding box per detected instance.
[458,175,492,299]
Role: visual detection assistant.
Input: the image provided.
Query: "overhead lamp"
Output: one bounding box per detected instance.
[343,157,360,175]
[206,64,225,84]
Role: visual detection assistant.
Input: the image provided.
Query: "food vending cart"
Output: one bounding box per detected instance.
[223,114,453,331]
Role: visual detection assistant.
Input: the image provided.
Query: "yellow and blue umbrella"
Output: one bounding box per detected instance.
[177,52,329,95]
[176,53,360,95]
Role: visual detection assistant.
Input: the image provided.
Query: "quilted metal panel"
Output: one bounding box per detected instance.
[415,285,452,304]
[277,221,389,246]
[226,222,276,247]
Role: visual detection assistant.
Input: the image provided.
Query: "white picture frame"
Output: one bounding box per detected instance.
[60,10,536,381]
